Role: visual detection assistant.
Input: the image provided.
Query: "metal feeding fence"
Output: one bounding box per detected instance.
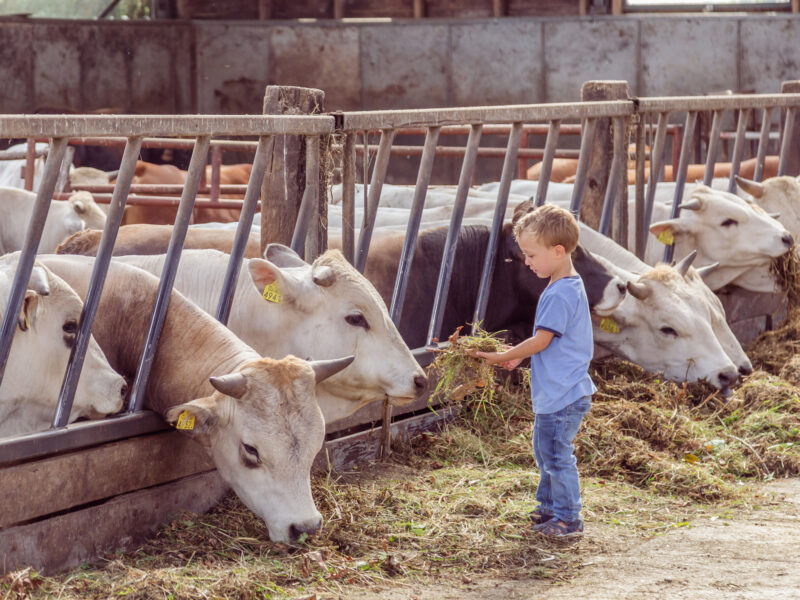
[0,81,798,573]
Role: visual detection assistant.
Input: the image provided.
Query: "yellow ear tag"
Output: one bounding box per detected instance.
[599,317,620,334]
[176,410,195,431]
[657,229,675,246]
[262,281,282,304]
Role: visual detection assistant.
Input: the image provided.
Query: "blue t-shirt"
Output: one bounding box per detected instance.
[531,275,597,414]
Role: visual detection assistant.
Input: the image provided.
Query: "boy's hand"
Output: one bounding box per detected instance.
[474,351,522,370]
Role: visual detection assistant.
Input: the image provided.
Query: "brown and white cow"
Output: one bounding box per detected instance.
[0,254,126,437]
[38,255,352,543]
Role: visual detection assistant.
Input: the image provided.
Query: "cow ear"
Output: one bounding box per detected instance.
[650,220,687,241]
[247,257,282,293]
[265,243,307,268]
[165,397,219,436]
[18,290,40,331]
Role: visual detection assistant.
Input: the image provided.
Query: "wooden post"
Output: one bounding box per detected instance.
[781,80,800,176]
[579,80,629,235]
[260,86,327,255]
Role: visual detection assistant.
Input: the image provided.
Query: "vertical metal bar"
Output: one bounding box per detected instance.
[517,128,529,179]
[354,129,395,273]
[569,118,597,216]
[753,107,773,182]
[703,110,723,186]
[210,145,222,203]
[341,133,356,264]
[290,138,321,257]
[24,139,35,192]
[534,120,560,207]
[426,124,483,346]
[215,135,273,326]
[727,108,750,193]
[663,111,698,264]
[471,122,523,335]
[643,112,669,247]
[53,136,142,428]
[634,119,647,259]
[389,126,441,325]
[303,139,323,262]
[599,116,626,237]
[0,138,68,387]
[127,136,210,413]
[778,108,796,177]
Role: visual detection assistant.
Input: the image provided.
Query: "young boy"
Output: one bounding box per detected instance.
[476,204,595,538]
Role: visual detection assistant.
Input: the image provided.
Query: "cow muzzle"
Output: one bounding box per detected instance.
[289,516,323,542]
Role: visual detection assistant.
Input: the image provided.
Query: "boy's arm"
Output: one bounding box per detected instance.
[475,329,554,366]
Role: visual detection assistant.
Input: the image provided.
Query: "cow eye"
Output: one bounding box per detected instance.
[721,218,738,227]
[660,326,678,337]
[63,320,78,334]
[242,443,261,464]
[345,313,370,330]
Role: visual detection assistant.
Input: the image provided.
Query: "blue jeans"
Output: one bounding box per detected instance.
[532,396,591,523]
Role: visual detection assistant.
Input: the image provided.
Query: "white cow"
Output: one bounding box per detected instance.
[0,187,106,254]
[116,245,427,424]
[0,142,47,191]
[0,254,127,437]
[578,225,747,390]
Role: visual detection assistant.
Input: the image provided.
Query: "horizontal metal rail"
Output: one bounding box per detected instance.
[0,114,334,137]
[638,94,800,113]
[54,192,250,209]
[339,101,635,131]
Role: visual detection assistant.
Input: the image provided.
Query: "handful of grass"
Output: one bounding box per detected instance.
[428,327,519,409]
[771,245,800,305]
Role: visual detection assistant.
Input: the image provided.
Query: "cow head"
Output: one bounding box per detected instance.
[165,355,352,543]
[736,175,800,243]
[0,255,126,436]
[649,186,792,290]
[593,255,739,392]
[242,245,426,423]
[68,191,107,230]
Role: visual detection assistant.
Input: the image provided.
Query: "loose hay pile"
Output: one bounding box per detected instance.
[14,316,800,599]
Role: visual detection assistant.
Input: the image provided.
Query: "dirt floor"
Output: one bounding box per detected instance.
[342,478,800,600]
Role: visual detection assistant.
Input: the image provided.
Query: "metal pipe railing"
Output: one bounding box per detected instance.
[471,123,523,334]
[128,136,210,413]
[599,116,627,238]
[703,110,724,186]
[663,112,698,265]
[569,118,597,216]
[534,120,561,208]
[53,136,143,428]
[641,112,669,256]
[215,135,273,325]
[390,126,441,325]
[778,108,796,177]
[426,124,483,346]
[727,109,750,193]
[0,138,68,387]
[753,107,774,182]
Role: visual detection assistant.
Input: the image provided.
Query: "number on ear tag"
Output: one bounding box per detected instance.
[176,410,195,430]
[262,281,282,303]
[657,229,674,246]
[599,317,620,334]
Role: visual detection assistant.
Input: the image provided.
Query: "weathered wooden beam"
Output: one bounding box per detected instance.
[260,86,326,253]
[0,432,213,529]
[0,471,228,575]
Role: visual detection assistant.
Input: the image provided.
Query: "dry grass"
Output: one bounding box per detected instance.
[771,245,800,305]
[6,317,800,600]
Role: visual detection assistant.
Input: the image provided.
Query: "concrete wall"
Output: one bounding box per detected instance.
[1,15,798,116]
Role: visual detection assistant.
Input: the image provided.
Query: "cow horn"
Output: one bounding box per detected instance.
[626,280,651,300]
[735,176,765,199]
[677,198,703,212]
[310,355,355,383]
[28,265,50,296]
[768,212,781,220]
[312,265,335,287]
[696,262,720,280]
[209,372,248,399]
[674,250,698,278]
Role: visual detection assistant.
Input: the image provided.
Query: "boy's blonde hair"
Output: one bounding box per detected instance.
[513,204,579,253]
